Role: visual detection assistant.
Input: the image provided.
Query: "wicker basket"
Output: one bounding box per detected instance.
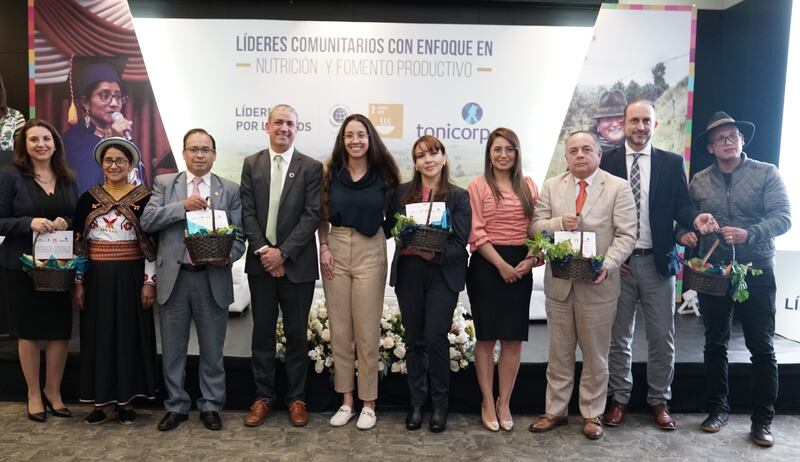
[402,190,449,253]
[185,234,233,265]
[682,237,732,297]
[27,234,76,292]
[406,226,449,253]
[184,207,233,265]
[551,257,598,281]
[682,267,730,296]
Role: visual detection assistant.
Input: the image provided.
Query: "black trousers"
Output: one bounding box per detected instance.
[248,273,315,404]
[698,267,778,426]
[395,256,459,409]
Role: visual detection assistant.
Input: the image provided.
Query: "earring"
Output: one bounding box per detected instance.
[84,112,91,129]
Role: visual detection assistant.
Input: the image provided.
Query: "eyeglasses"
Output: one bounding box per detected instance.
[491,146,517,155]
[344,133,368,141]
[711,132,742,146]
[185,146,215,155]
[93,90,128,105]
[102,158,130,167]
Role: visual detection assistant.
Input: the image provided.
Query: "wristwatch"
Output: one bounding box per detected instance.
[746,229,756,245]
[280,250,289,260]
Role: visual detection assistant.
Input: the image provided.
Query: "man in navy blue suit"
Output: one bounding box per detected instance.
[600,99,717,430]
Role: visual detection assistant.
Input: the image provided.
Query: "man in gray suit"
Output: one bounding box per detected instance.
[141,128,245,431]
[529,130,636,440]
[240,104,322,427]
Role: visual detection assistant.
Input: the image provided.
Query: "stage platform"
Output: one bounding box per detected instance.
[2,308,800,415]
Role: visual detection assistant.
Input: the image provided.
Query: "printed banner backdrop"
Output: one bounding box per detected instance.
[32,0,178,192]
[132,18,594,185]
[546,5,694,179]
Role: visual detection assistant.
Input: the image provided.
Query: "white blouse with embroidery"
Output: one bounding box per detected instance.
[86,208,156,284]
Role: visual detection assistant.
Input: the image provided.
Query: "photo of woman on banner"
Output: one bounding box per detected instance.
[62,57,143,194]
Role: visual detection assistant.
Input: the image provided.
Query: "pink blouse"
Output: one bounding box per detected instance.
[467,175,538,252]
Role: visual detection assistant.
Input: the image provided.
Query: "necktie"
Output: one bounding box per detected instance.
[265,154,283,245]
[191,175,203,197]
[630,153,643,239]
[575,180,588,215]
[185,176,205,264]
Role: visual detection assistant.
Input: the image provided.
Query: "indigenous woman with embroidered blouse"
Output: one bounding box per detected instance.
[0,119,77,423]
[388,135,471,433]
[466,127,541,432]
[72,138,158,425]
[0,74,25,153]
[318,114,400,430]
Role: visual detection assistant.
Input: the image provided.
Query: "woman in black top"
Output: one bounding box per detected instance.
[0,119,78,422]
[388,135,471,432]
[318,113,399,430]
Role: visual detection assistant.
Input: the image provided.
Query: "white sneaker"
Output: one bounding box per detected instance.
[330,405,356,427]
[356,407,377,430]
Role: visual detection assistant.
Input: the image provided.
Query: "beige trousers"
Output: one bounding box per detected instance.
[544,287,617,419]
[323,226,387,401]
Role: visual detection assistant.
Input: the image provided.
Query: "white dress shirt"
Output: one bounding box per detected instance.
[625,141,653,249]
[185,171,212,200]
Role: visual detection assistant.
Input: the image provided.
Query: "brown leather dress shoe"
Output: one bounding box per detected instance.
[244,399,271,427]
[288,400,309,427]
[583,417,604,440]
[603,400,627,427]
[651,403,676,430]
[529,414,568,433]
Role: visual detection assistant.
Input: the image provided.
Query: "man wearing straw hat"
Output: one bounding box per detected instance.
[141,128,245,432]
[677,111,790,447]
[529,130,636,440]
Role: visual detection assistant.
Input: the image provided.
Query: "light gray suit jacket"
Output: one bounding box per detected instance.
[532,169,637,304]
[141,172,245,307]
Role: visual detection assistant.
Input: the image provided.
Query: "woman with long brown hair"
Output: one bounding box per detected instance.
[0,119,78,422]
[388,135,471,432]
[466,127,541,432]
[318,113,399,430]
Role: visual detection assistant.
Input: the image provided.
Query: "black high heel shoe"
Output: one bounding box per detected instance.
[27,402,46,423]
[43,394,73,418]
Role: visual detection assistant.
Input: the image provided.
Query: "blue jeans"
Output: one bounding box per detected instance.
[699,267,777,426]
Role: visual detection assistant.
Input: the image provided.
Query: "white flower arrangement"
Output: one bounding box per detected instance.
[274,297,476,377]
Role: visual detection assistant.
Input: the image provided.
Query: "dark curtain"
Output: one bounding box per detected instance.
[34,0,177,187]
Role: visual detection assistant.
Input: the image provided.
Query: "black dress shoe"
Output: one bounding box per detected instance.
[405,405,423,431]
[751,424,775,447]
[43,395,72,418]
[429,407,448,433]
[158,411,188,431]
[200,411,223,431]
[700,412,729,433]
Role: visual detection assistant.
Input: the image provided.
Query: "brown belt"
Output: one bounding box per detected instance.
[88,240,143,261]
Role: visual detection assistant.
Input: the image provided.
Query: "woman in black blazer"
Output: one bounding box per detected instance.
[0,119,78,422]
[388,135,471,433]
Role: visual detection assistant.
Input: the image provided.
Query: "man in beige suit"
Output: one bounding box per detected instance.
[529,130,636,440]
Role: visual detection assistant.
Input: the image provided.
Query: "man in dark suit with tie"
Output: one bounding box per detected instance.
[600,99,717,430]
[240,104,322,427]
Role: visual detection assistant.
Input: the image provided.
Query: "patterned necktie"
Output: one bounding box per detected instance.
[575,180,588,215]
[630,153,643,239]
[265,154,283,245]
[191,176,203,197]
[185,176,205,264]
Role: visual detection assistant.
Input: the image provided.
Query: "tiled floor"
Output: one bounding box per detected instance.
[0,402,797,461]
